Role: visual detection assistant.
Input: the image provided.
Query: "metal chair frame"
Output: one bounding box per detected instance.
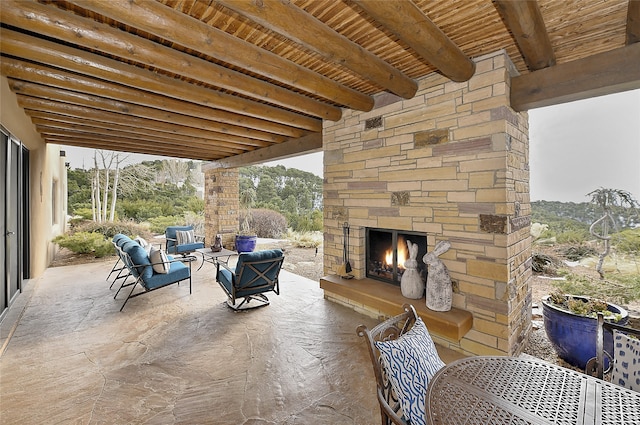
[216,254,284,310]
[356,304,417,425]
[117,250,193,312]
[587,312,640,382]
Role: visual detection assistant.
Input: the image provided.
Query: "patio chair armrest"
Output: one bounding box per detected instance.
[217,260,234,274]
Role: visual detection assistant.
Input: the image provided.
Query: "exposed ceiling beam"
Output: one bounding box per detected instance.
[1,0,340,121]
[217,0,418,99]
[28,112,247,154]
[46,136,222,161]
[0,28,321,133]
[1,57,307,140]
[628,0,640,45]
[37,125,230,156]
[20,99,273,148]
[493,0,556,70]
[207,133,323,170]
[352,0,475,82]
[10,82,288,145]
[32,119,245,155]
[67,0,374,112]
[510,43,640,111]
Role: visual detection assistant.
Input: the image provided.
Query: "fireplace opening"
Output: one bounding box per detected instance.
[366,228,428,285]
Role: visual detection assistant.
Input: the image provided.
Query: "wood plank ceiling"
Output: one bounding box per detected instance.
[1,0,639,164]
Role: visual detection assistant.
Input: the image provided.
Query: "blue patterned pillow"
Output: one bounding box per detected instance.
[375,317,445,425]
[612,330,640,391]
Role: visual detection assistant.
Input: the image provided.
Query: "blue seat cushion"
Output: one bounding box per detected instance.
[174,241,204,254]
[142,260,190,290]
[218,268,234,294]
[122,240,153,281]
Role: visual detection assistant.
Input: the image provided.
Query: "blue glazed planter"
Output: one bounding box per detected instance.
[542,295,628,370]
[235,235,257,253]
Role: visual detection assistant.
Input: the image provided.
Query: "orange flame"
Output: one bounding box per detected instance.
[383,244,408,270]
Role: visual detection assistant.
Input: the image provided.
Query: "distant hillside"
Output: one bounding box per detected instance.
[531,200,639,230]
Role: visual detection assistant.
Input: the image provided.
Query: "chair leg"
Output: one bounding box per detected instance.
[119,279,140,312]
[226,294,270,311]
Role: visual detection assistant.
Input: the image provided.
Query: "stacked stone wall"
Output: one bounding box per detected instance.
[323,50,531,356]
[203,167,239,250]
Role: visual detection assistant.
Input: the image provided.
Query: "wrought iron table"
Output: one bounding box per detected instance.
[195,247,237,271]
[425,356,640,425]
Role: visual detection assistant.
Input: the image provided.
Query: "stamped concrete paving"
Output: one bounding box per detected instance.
[0,258,462,424]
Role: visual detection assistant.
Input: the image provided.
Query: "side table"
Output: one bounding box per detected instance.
[195,247,237,271]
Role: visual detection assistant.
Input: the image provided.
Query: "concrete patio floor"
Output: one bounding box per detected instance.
[0,257,463,424]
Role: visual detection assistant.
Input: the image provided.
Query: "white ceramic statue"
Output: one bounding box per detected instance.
[400,240,425,299]
[423,241,452,312]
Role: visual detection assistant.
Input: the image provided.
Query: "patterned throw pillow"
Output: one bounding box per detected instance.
[176,230,195,245]
[375,317,445,425]
[612,330,640,391]
[149,246,170,274]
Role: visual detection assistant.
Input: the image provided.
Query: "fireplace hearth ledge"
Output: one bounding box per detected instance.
[320,274,473,342]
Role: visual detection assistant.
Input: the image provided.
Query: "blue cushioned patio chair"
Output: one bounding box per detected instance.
[117,240,192,311]
[165,225,205,256]
[216,249,284,310]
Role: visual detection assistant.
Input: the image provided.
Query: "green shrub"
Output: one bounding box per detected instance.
[249,208,287,238]
[74,220,152,240]
[72,207,94,220]
[613,228,640,254]
[555,229,590,244]
[286,229,323,248]
[147,215,182,234]
[53,232,108,255]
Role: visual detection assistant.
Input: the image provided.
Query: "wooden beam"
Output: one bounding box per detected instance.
[0,28,321,133]
[207,133,322,170]
[511,43,640,111]
[32,119,246,155]
[352,0,474,82]
[493,0,556,70]
[1,57,305,139]
[28,112,247,154]
[217,0,418,99]
[9,81,289,145]
[628,0,640,45]
[45,136,222,162]
[1,0,341,121]
[68,0,374,112]
[19,98,272,148]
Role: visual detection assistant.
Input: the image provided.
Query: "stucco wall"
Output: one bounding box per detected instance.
[1,75,67,278]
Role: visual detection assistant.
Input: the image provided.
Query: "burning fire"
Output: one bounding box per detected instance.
[384,243,408,270]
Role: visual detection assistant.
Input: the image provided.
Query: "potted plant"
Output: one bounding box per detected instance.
[236,187,257,253]
[542,290,629,369]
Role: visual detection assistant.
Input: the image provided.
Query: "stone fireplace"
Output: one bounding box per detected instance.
[321,50,532,358]
[366,227,427,286]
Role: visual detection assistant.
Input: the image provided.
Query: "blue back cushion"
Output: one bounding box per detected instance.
[113,233,131,247]
[123,240,153,281]
[165,225,194,252]
[236,249,283,287]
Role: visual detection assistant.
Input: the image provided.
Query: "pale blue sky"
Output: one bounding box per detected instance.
[65,89,640,203]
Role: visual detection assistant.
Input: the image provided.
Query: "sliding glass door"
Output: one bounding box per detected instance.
[1,127,28,321]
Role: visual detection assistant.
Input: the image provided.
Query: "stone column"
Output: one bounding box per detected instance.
[203,167,239,250]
